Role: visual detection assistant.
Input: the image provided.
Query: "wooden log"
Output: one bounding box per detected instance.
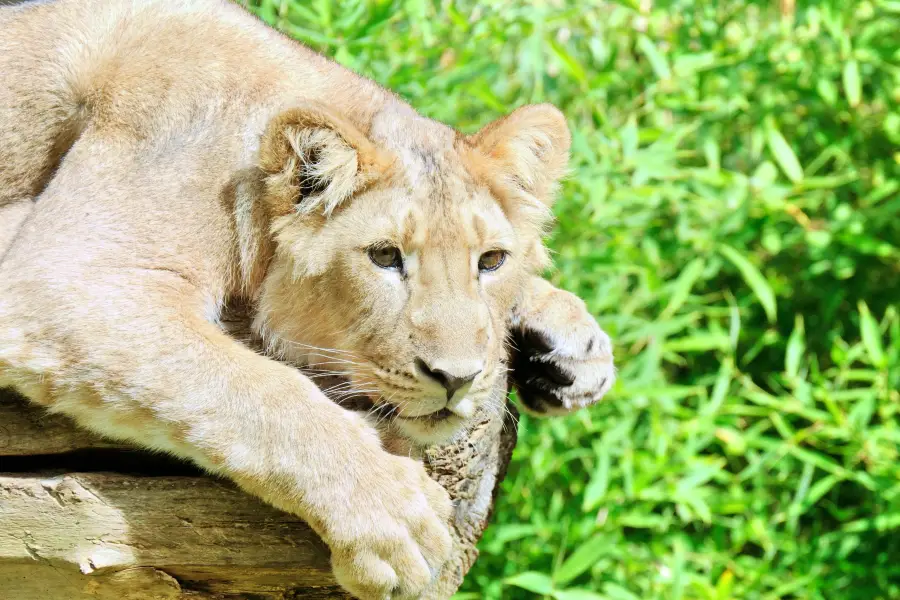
[0,393,116,456]
[0,471,338,599]
[0,304,518,599]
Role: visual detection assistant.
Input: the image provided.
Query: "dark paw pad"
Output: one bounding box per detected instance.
[508,327,575,411]
[516,387,561,414]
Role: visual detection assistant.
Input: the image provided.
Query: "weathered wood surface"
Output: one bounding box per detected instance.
[0,304,519,599]
[0,470,338,599]
[0,393,117,455]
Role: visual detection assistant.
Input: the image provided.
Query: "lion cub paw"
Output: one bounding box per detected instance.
[328,453,453,600]
[510,280,615,416]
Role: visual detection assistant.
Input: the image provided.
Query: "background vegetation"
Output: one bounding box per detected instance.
[248,1,900,597]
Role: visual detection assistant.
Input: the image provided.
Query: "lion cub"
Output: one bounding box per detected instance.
[0,0,614,597]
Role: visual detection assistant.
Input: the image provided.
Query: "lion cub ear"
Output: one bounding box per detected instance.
[258,104,392,217]
[469,103,571,207]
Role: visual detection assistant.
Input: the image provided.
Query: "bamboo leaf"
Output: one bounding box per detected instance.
[764,117,804,183]
[637,35,671,80]
[858,301,886,367]
[661,257,706,319]
[843,59,862,107]
[718,245,778,323]
[505,572,554,595]
[555,535,610,585]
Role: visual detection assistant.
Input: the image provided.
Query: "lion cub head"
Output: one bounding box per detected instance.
[239,101,569,444]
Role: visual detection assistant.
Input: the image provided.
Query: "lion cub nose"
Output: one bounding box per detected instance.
[415,358,482,401]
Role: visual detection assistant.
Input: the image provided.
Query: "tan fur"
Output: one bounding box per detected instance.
[0,1,610,597]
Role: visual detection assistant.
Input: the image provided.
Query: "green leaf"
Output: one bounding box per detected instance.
[583,446,611,511]
[842,513,900,533]
[817,78,838,105]
[858,301,886,367]
[843,59,862,107]
[785,314,805,378]
[703,359,734,417]
[620,116,638,161]
[555,535,609,585]
[664,332,731,353]
[617,512,667,529]
[660,257,706,319]
[703,136,721,171]
[802,475,842,511]
[505,572,554,595]
[602,583,641,600]
[718,245,778,323]
[548,39,589,88]
[619,384,707,400]
[553,590,607,600]
[637,35,671,80]
[849,394,876,430]
[764,117,804,183]
[490,524,539,544]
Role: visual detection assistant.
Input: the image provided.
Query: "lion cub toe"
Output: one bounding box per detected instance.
[329,456,453,600]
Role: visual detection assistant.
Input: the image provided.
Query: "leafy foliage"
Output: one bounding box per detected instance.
[247,0,900,598]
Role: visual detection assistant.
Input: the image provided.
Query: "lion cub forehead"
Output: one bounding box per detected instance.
[391,138,473,196]
[370,106,469,188]
[398,196,515,252]
[364,104,517,248]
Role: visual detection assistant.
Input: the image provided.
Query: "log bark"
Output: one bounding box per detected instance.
[0,470,336,599]
[0,394,116,456]
[0,304,518,599]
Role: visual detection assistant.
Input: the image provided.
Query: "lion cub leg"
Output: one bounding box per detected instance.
[0,277,452,600]
[509,276,616,415]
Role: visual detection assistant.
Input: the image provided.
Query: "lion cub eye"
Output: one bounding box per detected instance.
[478,250,507,273]
[369,245,404,270]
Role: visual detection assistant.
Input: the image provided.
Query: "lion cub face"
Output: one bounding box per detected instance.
[249,102,570,444]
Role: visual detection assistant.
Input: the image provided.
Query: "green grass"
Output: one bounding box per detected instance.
[248,1,900,598]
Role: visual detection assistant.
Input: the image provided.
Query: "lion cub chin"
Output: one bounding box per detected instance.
[377,380,505,448]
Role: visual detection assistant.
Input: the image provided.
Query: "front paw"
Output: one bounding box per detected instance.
[510,282,615,416]
[326,450,453,599]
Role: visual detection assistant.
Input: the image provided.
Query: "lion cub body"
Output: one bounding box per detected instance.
[0,1,614,597]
